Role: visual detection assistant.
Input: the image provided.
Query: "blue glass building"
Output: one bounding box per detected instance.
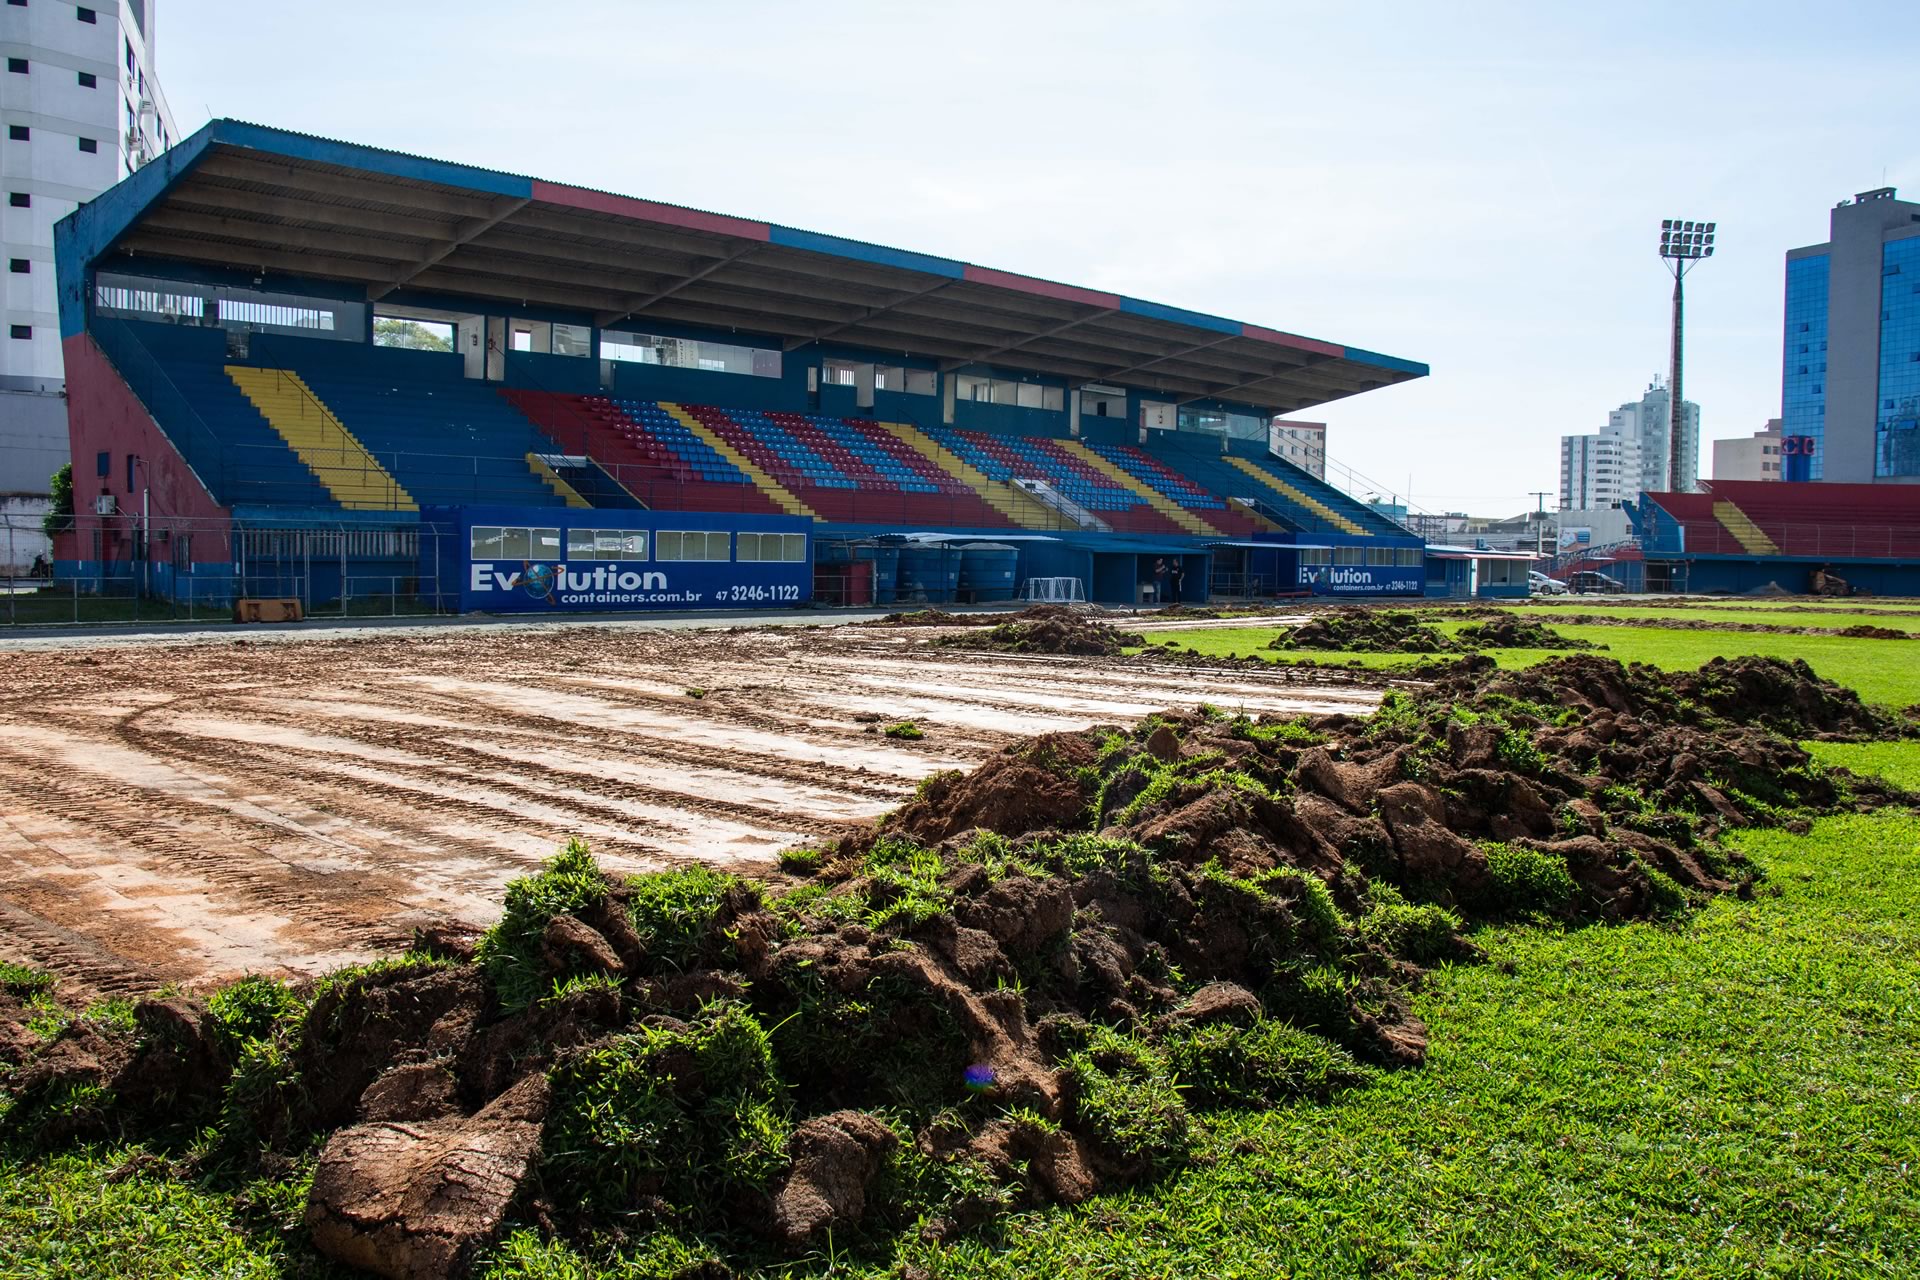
[1780,187,1920,483]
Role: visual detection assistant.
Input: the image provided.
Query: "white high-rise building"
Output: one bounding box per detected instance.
[1558,426,1642,510]
[1269,419,1326,478]
[1608,378,1700,496]
[1557,379,1700,509]
[1,0,175,502]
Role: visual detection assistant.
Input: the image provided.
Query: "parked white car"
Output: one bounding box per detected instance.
[1528,570,1569,595]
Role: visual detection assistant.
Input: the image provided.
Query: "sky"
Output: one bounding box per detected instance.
[151,0,1920,515]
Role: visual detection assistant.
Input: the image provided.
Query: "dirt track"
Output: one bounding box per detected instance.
[0,620,1379,996]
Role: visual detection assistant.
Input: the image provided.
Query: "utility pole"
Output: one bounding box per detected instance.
[1658,219,1716,492]
[1527,491,1550,561]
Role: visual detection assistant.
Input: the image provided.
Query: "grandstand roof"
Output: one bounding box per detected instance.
[58,120,1426,415]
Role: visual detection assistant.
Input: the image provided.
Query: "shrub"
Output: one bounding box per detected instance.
[1483,841,1577,913]
[883,720,924,740]
[476,839,611,1009]
[1163,1018,1366,1106]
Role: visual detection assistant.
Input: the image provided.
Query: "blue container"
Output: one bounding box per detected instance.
[957,543,1018,603]
[897,545,961,604]
[857,543,901,606]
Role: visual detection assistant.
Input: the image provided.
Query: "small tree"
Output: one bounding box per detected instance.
[373,317,454,352]
[41,462,73,538]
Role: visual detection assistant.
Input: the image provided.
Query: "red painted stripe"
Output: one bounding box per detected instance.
[962,265,1120,310]
[1239,324,1344,358]
[530,180,771,240]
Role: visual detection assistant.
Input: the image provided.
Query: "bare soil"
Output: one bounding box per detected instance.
[0,622,1378,996]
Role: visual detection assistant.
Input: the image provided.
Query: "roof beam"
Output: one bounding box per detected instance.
[938,307,1114,372]
[595,246,760,326]
[370,194,531,301]
[1177,356,1337,406]
[133,209,427,263]
[782,279,956,350]
[115,234,391,284]
[1087,334,1241,383]
[191,153,500,220]
[165,188,458,241]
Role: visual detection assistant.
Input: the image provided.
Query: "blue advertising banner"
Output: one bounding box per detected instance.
[426,505,814,614]
[1298,564,1425,596]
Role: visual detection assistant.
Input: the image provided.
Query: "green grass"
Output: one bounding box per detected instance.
[1504,601,1920,632]
[6,791,1917,1277]
[1145,623,1920,709]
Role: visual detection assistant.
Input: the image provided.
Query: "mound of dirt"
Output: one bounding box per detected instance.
[3,654,1910,1274]
[1453,614,1603,650]
[875,609,991,626]
[1837,624,1911,640]
[939,611,1145,656]
[1270,607,1455,653]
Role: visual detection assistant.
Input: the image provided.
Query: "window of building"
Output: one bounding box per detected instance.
[7,192,26,207]
[1334,546,1365,566]
[8,259,27,273]
[1365,547,1395,566]
[655,530,730,561]
[737,532,806,562]
[77,6,97,20]
[6,1,27,8]
[9,325,31,340]
[565,529,648,561]
[601,330,780,378]
[469,526,560,560]
[8,126,28,142]
[77,71,96,88]
[552,323,591,357]
[7,58,28,74]
[125,39,134,73]
[78,137,98,153]
[1298,547,1331,565]
[1396,548,1422,567]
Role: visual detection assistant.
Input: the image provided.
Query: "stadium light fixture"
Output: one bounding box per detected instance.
[1656,216,1718,493]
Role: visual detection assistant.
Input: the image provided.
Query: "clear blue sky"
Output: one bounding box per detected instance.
[154,0,1919,514]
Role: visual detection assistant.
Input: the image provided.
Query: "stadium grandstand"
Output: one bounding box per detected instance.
[1633,480,1920,595]
[51,120,1436,612]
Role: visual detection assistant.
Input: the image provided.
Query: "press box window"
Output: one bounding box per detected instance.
[470,526,559,560]
[736,532,806,563]
[566,529,648,561]
[655,531,730,561]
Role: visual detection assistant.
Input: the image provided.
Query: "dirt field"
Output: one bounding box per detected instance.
[0,618,1378,996]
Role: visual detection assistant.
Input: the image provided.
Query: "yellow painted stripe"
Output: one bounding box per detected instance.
[661,403,817,519]
[871,421,1057,529]
[226,366,416,512]
[527,454,591,508]
[1057,439,1220,535]
[1226,455,1363,535]
[1712,500,1779,555]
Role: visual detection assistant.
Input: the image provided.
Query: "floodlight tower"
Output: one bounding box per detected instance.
[1658,218,1715,493]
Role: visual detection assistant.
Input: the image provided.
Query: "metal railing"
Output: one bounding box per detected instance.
[1662,522,1920,560]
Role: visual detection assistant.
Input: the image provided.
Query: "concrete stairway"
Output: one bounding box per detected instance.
[874,421,1058,529]
[1226,456,1362,535]
[1058,439,1219,535]
[225,366,415,511]
[1712,500,1780,555]
[661,403,816,519]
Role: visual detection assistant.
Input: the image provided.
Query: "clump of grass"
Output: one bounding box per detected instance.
[475,838,611,1009]
[684,687,707,699]
[883,719,925,740]
[1065,1028,1191,1175]
[1357,893,1464,964]
[1482,841,1578,913]
[1162,1018,1367,1106]
[206,975,305,1054]
[777,847,823,876]
[626,864,749,971]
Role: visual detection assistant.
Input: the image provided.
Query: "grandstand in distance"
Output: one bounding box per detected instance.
[53,119,1448,610]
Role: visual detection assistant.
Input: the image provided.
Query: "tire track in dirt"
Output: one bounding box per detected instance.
[0,621,1380,994]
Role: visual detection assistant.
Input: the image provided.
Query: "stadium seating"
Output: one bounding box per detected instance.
[1671,482,1920,559]
[90,320,336,509]
[502,391,781,515]
[1137,435,1408,538]
[266,345,563,508]
[921,427,1185,535]
[683,407,1014,528]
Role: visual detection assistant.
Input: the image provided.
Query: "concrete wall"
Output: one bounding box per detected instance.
[0,383,67,491]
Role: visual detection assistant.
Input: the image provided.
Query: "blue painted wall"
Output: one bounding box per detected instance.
[424,504,813,613]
